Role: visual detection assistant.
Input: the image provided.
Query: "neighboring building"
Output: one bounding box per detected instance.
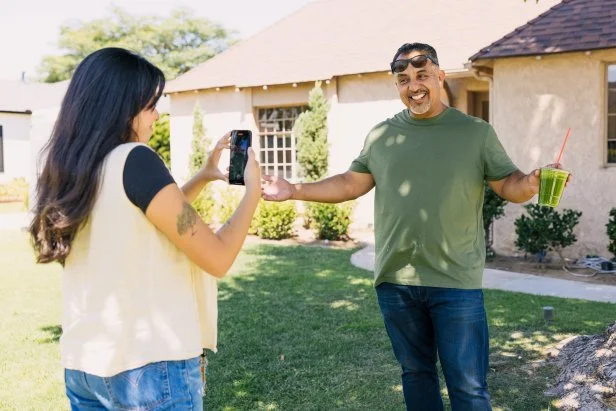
[470,0,616,256]
[166,0,560,230]
[0,80,68,189]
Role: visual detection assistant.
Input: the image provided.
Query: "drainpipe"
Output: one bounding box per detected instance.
[471,65,494,124]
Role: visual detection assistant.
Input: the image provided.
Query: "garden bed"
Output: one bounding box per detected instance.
[486,254,616,286]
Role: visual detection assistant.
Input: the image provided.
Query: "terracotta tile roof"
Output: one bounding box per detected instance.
[166,0,559,93]
[471,0,616,61]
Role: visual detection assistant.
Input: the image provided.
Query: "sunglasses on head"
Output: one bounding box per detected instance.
[390,54,439,73]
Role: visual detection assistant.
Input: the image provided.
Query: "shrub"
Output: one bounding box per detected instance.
[253,201,297,240]
[192,191,214,223]
[308,201,354,241]
[607,208,616,259]
[0,178,29,202]
[148,113,170,167]
[482,182,507,259]
[514,204,582,264]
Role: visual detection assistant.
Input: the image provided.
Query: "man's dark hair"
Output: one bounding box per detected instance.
[392,43,439,66]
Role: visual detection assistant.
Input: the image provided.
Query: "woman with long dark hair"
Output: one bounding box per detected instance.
[29,47,260,410]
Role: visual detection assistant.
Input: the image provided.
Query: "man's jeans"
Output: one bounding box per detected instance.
[65,357,203,410]
[376,282,492,411]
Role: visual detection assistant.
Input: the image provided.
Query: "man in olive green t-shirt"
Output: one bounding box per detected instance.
[262,43,569,411]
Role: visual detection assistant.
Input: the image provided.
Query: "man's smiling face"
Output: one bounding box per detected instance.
[394,50,446,119]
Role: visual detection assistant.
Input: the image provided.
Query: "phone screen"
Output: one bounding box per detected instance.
[229,130,252,185]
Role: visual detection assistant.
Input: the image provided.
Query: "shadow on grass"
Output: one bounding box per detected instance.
[206,244,405,411]
[39,325,62,344]
[207,244,616,411]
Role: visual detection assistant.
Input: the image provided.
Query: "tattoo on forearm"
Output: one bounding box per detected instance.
[176,202,198,236]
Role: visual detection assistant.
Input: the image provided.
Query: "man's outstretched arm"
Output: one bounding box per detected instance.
[262,170,375,203]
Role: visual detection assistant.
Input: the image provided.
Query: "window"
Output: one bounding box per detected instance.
[257,106,307,180]
[0,125,4,173]
[608,64,616,164]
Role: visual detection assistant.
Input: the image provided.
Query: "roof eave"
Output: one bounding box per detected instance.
[0,109,32,115]
[471,44,616,62]
[166,66,475,95]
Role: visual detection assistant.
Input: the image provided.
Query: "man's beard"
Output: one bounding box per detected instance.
[408,90,431,115]
[409,99,431,115]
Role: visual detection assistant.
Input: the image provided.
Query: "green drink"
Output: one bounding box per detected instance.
[538,167,569,207]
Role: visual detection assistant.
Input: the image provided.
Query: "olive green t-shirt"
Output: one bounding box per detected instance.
[350,107,518,289]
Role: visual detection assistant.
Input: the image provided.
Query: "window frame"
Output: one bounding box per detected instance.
[254,105,308,181]
[606,63,616,166]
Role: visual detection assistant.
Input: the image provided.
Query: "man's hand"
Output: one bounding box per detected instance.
[526,163,573,194]
[261,175,295,201]
[199,132,231,183]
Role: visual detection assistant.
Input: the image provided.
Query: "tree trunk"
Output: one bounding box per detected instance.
[545,322,616,410]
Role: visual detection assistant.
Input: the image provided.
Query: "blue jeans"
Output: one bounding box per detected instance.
[376,283,491,411]
[65,357,203,410]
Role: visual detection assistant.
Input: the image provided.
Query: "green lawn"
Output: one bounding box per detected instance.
[1,230,614,410]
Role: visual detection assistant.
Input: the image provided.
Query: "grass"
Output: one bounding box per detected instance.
[0,230,63,410]
[1,230,614,410]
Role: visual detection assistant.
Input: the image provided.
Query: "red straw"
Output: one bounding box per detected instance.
[555,128,571,164]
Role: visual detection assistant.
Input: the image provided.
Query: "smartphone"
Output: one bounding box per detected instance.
[229,130,252,185]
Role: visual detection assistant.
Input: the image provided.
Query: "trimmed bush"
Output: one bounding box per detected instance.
[514,204,581,264]
[607,208,616,259]
[308,201,354,241]
[253,201,297,240]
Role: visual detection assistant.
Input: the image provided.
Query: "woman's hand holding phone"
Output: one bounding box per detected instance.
[199,132,231,183]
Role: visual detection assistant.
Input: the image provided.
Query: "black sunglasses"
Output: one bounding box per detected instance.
[390,54,439,73]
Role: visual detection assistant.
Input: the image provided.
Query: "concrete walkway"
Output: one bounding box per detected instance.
[351,244,616,304]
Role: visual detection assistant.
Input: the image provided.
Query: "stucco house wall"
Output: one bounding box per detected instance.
[169,71,482,226]
[490,49,616,257]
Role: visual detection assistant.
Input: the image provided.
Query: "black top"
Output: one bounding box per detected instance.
[122,146,175,213]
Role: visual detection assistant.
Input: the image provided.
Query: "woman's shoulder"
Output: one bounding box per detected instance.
[105,142,152,165]
[111,142,151,156]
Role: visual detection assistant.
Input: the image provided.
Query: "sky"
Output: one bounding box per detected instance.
[0,0,314,81]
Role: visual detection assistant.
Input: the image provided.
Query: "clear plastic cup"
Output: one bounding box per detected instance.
[538,167,569,207]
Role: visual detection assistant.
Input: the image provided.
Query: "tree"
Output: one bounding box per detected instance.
[189,104,214,222]
[294,81,329,182]
[545,322,616,409]
[148,113,170,167]
[38,7,234,82]
[189,104,208,175]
